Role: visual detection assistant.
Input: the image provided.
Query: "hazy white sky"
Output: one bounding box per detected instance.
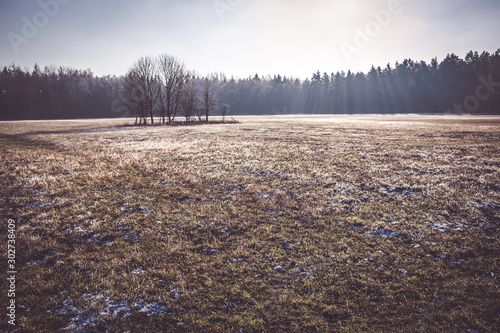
[1,0,499,79]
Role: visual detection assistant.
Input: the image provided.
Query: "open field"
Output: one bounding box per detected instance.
[0,115,499,332]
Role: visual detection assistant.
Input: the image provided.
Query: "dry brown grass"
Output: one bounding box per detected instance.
[0,115,499,332]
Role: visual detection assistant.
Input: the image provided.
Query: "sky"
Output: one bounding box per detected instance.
[1,0,499,79]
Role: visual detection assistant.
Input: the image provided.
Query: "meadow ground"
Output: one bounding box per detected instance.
[0,114,499,332]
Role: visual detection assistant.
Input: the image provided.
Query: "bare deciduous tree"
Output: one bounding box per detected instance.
[180,81,199,121]
[121,56,159,125]
[158,54,186,124]
[201,78,219,122]
[121,69,149,125]
[221,103,230,122]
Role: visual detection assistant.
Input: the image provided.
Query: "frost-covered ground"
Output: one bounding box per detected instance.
[0,115,498,332]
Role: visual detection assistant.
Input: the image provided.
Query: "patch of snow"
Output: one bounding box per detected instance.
[55,294,171,332]
[135,301,167,316]
[60,314,102,332]
[100,300,133,318]
[63,226,86,234]
[296,272,313,278]
[131,267,146,275]
[426,222,449,232]
[170,289,180,299]
[365,228,402,239]
[450,258,464,265]
[124,232,138,240]
[56,299,83,316]
[25,260,47,266]
[229,258,246,263]
[81,233,114,246]
[34,190,50,196]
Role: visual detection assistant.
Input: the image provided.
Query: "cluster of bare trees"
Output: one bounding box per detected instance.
[121,54,225,125]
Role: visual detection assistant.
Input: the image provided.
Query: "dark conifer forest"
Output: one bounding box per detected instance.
[1,49,499,120]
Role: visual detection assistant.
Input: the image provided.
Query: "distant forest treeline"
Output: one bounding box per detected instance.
[1,49,499,120]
